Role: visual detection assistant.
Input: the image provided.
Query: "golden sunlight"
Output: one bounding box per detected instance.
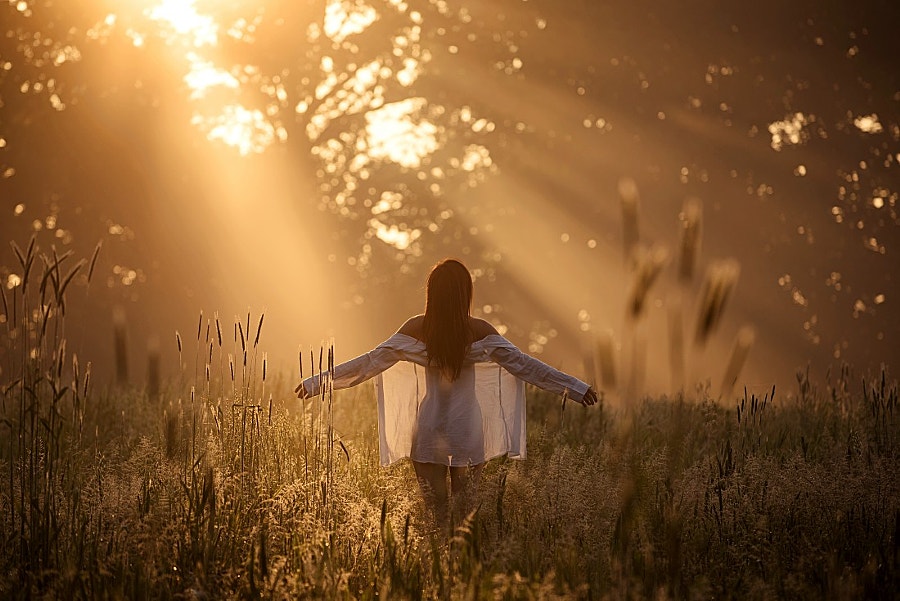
[145,0,218,47]
[364,98,439,168]
[183,54,239,100]
[192,104,278,156]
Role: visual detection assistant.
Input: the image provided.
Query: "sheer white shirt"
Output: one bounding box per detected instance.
[300,333,590,466]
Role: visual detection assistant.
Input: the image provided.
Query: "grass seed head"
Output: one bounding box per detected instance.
[720,325,756,399]
[626,245,669,320]
[695,259,740,345]
[618,177,641,268]
[83,361,92,397]
[678,197,703,284]
[254,312,265,348]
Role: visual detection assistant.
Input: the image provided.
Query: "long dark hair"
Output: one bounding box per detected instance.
[422,259,473,381]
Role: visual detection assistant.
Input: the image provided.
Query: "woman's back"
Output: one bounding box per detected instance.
[398,315,498,349]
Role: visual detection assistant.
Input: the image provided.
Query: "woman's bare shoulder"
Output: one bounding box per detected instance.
[397,315,425,339]
[469,317,499,341]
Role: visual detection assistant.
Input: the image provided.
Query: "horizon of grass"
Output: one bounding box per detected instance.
[1,240,898,599]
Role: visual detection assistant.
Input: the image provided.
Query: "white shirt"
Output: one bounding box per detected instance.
[301,333,590,467]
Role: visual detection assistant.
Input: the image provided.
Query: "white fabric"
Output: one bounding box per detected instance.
[301,333,590,467]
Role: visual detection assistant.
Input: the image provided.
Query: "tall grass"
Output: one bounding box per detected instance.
[1,240,898,599]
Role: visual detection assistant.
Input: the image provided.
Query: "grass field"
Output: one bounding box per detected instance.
[1,243,898,599]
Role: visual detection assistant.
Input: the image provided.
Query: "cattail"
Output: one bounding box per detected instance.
[175,330,183,354]
[208,341,213,364]
[215,312,222,347]
[618,177,640,268]
[197,310,203,341]
[262,352,267,382]
[205,320,210,344]
[206,363,210,383]
[254,312,265,348]
[677,198,702,284]
[229,354,235,381]
[298,348,303,379]
[238,321,246,353]
[719,325,756,400]
[72,353,80,391]
[626,245,669,320]
[695,259,740,345]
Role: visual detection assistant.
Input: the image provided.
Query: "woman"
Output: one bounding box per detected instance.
[296,259,598,524]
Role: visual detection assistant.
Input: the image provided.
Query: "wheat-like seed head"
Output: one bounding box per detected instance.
[83,361,92,397]
[695,259,741,345]
[254,313,265,348]
[720,325,756,400]
[678,197,702,284]
[626,245,669,320]
[618,177,641,268]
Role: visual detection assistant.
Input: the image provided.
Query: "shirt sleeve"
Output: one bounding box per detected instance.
[300,339,407,397]
[487,342,590,402]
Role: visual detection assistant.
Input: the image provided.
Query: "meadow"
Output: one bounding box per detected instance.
[1,241,898,599]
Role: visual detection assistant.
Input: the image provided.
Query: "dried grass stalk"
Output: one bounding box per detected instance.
[719,325,756,400]
[594,330,618,391]
[113,307,128,385]
[618,177,641,268]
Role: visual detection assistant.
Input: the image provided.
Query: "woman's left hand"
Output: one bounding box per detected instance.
[294,382,311,399]
[581,387,600,406]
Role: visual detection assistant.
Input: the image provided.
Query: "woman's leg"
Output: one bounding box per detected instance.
[413,461,449,525]
[449,463,484,523]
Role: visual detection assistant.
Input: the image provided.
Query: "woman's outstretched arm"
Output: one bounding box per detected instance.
[295,318,420,399]
[476,319,599,406]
